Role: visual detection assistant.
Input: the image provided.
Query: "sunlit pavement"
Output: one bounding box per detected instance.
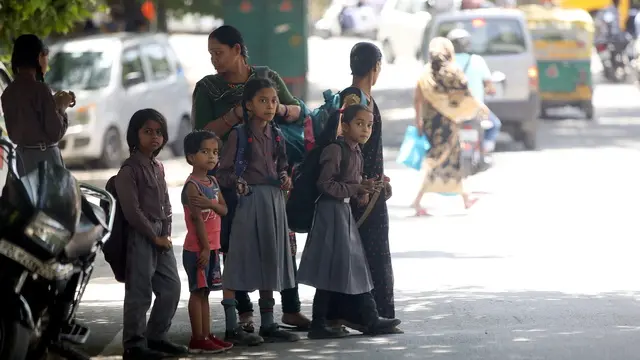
[73,36,640,359]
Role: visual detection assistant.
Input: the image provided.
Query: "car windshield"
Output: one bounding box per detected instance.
[46,50,112,91]
[435,18,527,55]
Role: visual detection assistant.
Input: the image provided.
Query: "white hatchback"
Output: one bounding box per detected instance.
[46,32,192,168]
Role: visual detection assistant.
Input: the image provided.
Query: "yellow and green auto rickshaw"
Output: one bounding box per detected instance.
[521,5,595,119]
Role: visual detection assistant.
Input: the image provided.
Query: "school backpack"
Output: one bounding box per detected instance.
[219,122,285,253]
[100,172,129,283]
[254,66,366,166]
[286,140,350,233]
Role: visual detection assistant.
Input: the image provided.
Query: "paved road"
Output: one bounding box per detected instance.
[70,37,640,359]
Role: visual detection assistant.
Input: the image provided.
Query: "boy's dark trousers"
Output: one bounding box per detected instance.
[235,253,301,315]
[122,222,181,349]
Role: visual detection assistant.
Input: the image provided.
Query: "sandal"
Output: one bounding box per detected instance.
[238,313,255,333]
[464,198,479,209]
[415,208,430,217]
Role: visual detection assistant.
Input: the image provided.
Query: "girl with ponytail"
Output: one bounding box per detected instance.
[1,34,75,175]
[215,77,299,345]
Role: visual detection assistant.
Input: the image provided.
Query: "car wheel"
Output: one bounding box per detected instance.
[522,129,537,150]
[97,127,123,169]
[171,116,191,156]
[382,39,395,64]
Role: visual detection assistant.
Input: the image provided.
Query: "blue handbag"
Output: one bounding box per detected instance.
[396,126,431,171]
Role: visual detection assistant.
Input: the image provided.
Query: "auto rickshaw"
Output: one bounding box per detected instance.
[521,5,595,119]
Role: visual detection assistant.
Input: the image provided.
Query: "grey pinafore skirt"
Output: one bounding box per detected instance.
[16,145,64,176]
[298,197,374,295]
[222,185,295,292]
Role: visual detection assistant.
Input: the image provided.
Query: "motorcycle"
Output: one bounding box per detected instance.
[459,117,490,177]
[596,12,633,82]
[0,137,115,360]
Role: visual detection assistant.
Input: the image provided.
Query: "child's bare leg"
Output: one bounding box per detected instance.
[202,291,211,337]
[188,290,205,339]
[257,291,299,342]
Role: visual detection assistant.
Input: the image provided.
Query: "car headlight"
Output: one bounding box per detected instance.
[71,104,96,125]
[24,212,72,255]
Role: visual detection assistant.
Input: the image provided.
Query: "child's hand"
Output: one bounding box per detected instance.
[280,175,292,191]
[154,236,172,250]
[358,193,370,207]
[236,178,249,196]
[359,178,376,194]
[189,191,212,209]
[197,248,210,268]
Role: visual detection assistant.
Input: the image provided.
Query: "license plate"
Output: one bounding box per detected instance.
[0,239,41,273]
[459,129,479,142]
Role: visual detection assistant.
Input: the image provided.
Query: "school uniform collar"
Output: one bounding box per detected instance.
[131,150,159,167]
[250,123,272,139]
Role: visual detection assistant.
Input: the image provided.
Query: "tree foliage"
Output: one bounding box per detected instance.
[0,0,104,58]
[164,0,222,18]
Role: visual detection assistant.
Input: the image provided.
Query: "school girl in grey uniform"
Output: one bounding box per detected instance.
[216,78,299,344]
[298,104,401,339]
[114,109,188,360]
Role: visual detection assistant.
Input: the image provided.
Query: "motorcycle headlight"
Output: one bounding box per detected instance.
[24,212,72,255]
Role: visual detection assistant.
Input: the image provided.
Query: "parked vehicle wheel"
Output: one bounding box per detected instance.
[170,116,191,156]
[0,316,32,360]
[382,39,396,64]
[97,127,123,169]
[582,102,595,120]
[540,106,550,119]
[522,130,537,150]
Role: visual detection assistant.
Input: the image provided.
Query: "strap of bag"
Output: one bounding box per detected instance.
[234,125,249,177]
[357,190,380,228]
[462,54,473,74]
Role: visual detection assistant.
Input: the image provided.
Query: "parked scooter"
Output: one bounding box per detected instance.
[0,137,115,360]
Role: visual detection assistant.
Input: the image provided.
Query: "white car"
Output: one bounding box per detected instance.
[377,0,433,63]
[46,32,192,168]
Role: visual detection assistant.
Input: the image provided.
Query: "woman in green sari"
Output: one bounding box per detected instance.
[191,25,310,334]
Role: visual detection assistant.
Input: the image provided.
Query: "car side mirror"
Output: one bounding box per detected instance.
[123,72,144,88]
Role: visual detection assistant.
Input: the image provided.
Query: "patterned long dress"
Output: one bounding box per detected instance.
[420,104,464,194]
[340,87,395,319]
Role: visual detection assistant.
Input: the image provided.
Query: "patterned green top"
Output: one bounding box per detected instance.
[191,66,298,141]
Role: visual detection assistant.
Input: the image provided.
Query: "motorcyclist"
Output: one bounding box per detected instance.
[447,28,501,155]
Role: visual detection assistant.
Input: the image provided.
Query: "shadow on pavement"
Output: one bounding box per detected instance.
[81,289,640,359]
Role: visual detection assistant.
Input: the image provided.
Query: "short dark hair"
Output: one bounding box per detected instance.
[350,42,382,77]
[183,130,220,165]
[126,108,169,157]
[11,34,47,82]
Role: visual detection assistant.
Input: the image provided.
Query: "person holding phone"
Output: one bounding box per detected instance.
[1,34,74,176]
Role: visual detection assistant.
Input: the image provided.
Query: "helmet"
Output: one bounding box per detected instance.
[447,28,471,53]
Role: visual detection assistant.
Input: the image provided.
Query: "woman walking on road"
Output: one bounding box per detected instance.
[191,25,310,333]
[411,37,488,216]
[1,34,74,176]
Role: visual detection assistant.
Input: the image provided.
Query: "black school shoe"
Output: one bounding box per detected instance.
[147,339,189,356]
[225,326,264,346]
[308,324,349,340]
[122,346,167,360]
[259,323,300,342]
